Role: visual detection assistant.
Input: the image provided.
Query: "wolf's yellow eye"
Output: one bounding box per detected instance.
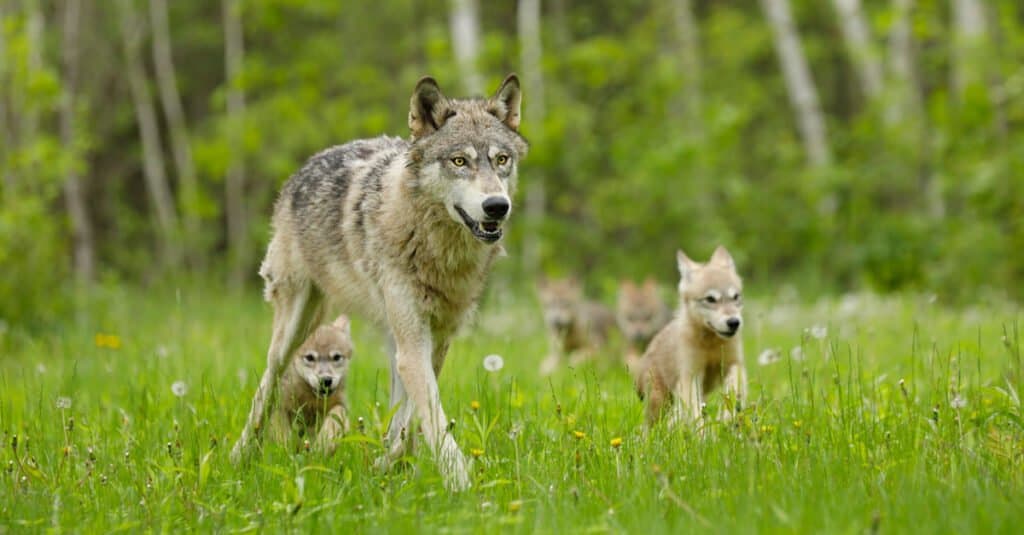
[496,154,509,165]
[451,157,467,167]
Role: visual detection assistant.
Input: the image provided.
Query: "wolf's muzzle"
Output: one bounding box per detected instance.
[482,196,510,220]
[455,204,504,244]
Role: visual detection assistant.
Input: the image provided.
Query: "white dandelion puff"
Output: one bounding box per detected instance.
[171,381,188,398]
[156,345,169,358]
[56,396,72,410]
[790,346,805,361]
[483,354,504,372]
[757,348,782,366]
[950,393,967,410]
[36,363,47,374]
[808,324,827,340]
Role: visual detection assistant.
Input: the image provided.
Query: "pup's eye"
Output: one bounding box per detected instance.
[734,293,743,301]
[303,353,316,363]
[451,156,467,167]
[496,154,509,165]
[704,295,718,304]
[331,352,343,362]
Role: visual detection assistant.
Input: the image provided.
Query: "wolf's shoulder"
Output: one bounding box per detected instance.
[282,136,408,209]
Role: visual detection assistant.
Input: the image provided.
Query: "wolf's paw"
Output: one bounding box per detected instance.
[439,439,472,492]
[539,355,559,376]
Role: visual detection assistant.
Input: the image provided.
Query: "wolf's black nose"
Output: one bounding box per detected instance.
[726,318,741,331]
[320,377,334,388]
[482,196,510,219]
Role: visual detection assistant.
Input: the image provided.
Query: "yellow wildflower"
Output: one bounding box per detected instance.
[573,430,585,440]
[610,437,623,449]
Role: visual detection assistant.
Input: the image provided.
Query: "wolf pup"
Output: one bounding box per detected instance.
[230,74,528,491]
[617,278,671,372]
[634,246,747,427]
[269,315,353,454]
[537,277,616,376]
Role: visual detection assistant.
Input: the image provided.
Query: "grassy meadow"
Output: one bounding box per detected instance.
[1,284,1022,533]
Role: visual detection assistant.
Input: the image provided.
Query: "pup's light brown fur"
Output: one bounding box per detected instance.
[635,246,747,427]
[537,277,615,375]
[230,74,527,491]
[269,315,353,454]
[617,278,671,372]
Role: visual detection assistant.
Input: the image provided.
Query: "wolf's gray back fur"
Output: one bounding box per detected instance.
[232,75,527,492]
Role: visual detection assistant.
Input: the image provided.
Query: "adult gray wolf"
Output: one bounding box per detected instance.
[230,74,527,491]
[634,246,747,428]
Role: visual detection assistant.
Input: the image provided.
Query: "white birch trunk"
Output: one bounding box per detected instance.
[760,0,831,167]
[450,0,483,95]
[117,0,181,267]
[61,0,96,284]
[951,0,986,98]
[518,0,544,275]
[149,0,201,264]
[671,0,702,133]
[0,3,11,190]
[830,0,883,100]
[885,0,917,124]
[222,0,249,288]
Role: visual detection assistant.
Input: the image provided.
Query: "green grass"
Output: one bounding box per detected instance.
[1,285,1022,533]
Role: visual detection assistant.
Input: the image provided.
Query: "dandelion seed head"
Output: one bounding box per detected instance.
[171,381,188,397]
[757,348,782,366]
[950,393,967,410]
[56,397,72,410]
[809,324,827,340]
[36,363,47,374]
[790,346,805,361]
[483,354,504,372]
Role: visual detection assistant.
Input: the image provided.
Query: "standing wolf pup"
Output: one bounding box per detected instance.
[230,74,528,491]
[617,278,671,372]
[634,246,747,427]
[269,315,353,454]
[537,277,616,376]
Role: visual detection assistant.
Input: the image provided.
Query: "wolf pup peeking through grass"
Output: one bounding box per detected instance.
[269,315,353,454]
[617,278,671,372]
[537,277,616,376]
[634,246,747,428]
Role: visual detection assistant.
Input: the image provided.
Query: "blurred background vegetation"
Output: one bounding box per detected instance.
[1,0,1022,327]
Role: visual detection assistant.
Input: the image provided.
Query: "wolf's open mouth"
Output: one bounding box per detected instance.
[454,205,503,244]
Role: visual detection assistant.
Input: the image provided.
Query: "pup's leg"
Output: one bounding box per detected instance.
[721,362,748,420]
[314,404,348,455]
[670,370,704,428]
[386,293,470,491]
[539,331,564,376]
[644,371,668,427]
[231,282,322,463]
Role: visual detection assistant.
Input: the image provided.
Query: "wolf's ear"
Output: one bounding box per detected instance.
[677,250,696,283]
[642,277,657,291]
[710,245,735,269]
[488,74,522,131]
[409,76,449,139]
[332,315,351,336]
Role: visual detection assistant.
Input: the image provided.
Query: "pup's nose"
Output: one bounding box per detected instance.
[320,377,334,389]
[482,196,510,220]
[726,317,741,331]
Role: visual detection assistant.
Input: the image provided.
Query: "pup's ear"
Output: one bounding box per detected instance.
[620,279,636,291]
[677,250,696,283]
[409,76,450,139]
[710,245,735,269]
[332,315,351,336]
[488,74,522,131]
[642,277,657,291]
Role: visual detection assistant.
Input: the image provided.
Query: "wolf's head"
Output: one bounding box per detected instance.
[617,278,668,345]
[676,246,744,340]
[292,316,354,397]
[406,74,529,244]
[538,277,583,333]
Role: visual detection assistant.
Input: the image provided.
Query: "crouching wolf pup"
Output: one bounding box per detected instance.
[617,278,671,372]
[230,74,528,491]
[634,246,747,428]
[538,277,616,376]
[269,315,353,454]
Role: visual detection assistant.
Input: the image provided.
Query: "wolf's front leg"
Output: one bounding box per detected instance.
[669,371,704,429]
[314,404,348,455]
[386,295,470,491]
[720,361,748,421]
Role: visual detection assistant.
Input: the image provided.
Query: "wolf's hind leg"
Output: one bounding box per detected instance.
[231,281,323,463]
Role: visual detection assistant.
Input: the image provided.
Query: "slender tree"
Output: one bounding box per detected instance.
[61,0,95,284]
[450,0,483,95]
[149,0,202,266]
[222,0,248,288]
[518,0,544,275]
[885,0,918,124]
[830,0,884,100]
[671,0,702,133]
[0,2,10,190]
[117,0,182,268]
[760,0,831,167]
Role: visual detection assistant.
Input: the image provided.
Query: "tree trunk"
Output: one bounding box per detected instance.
[0,3,10,190]
[830,0,883,100]
[671,0,702,134]
[885,0,918,124]
[61,0,95,285]
[449,0,483,95]
[24,1,43,142]
[760,0,831,167]
[149,0,202,267]
[117,0,181,268]
[517,0,544,276]
[951,0,986,98]
[222,0,248,289]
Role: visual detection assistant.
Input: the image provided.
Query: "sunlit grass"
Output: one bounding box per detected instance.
[1,285,1022,532]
